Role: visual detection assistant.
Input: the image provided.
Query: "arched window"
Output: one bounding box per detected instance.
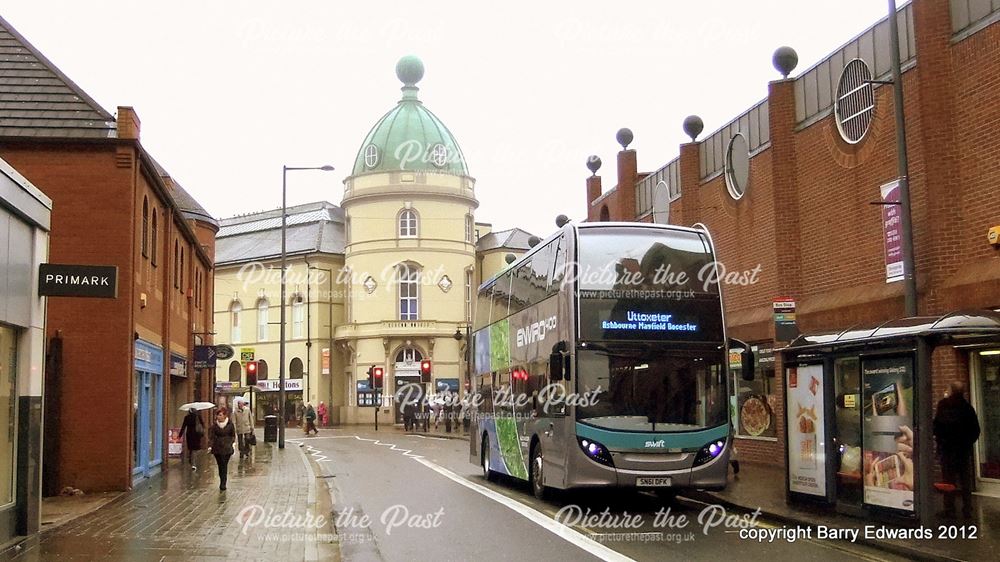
[151,209,158,266]
[258,359,269,380]
[228,361,241,382]
[173,240,179,288]
[141,197,149,258]
[465,269,473,322]
[292,294,305,339]
[290,358,304,379]
[395,347,423,363]
[230,301,242,343]
[179,247,184,293]
[599,205,610,222]
[465,214,473,243]
[398,209,418,238]
[257,298,269,341]
[397,263,420,320]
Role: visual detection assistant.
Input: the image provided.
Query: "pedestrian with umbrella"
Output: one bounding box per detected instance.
[208,407,236,491]
[178,402,212,469]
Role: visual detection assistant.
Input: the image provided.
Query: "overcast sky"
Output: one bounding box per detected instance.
[4,1,890,237]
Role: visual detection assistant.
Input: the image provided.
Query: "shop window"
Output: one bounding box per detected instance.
[0,325,15,506]
[731,342,777,440]
[974,351,1000,481]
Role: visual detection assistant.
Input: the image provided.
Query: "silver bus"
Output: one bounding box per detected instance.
[468,221,752,499]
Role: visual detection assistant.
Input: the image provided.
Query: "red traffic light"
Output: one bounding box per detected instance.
[420,360,432,383]
[246,361,258,374]
[373,367,384,380]
[512,368,529,381]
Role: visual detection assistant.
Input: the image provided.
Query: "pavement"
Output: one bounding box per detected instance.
[690,461,998,562]
[3,430,337,562]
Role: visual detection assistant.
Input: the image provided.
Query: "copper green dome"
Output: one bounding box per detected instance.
[352,56,469,176]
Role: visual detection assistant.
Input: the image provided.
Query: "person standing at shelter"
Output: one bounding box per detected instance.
[933,381,981,518]
[208,408,236,491]
[233,399,253,459]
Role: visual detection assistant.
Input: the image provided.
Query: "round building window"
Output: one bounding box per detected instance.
[430,143,448,167]
[364,144,380,168]
[835,58,875,144]
[725,133,750,200]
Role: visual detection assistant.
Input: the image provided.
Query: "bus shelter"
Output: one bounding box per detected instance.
[779,310,1000,526]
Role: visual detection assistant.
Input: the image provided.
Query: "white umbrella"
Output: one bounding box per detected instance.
[178,401,215,412]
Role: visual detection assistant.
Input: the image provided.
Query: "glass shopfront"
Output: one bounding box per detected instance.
[732,343,778,440]
[0,325,16,508]
[133,340,163,479]
[973,349,1000,495]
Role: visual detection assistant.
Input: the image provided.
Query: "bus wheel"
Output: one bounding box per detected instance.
[530,444,549,500]
[482,436,497,482]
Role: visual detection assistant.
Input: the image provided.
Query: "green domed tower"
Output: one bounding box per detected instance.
[339,57,478,425]
[351,55,469,176]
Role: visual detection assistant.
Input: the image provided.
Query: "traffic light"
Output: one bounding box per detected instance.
[420,360,432,383]
[372,366,384,390]
[246,361,258,386]
[366,365,373,389]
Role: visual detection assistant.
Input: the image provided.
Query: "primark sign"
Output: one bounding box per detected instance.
[38,264,118,298]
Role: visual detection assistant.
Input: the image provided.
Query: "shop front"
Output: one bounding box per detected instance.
[780,311,1000,526]
[971,348,1000,496]
[133,340,164,481]
[0,158,50,548]
[254,379,303,425]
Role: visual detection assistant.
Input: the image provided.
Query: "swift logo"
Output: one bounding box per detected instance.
[516,316,557,348]
[644,440,666,448]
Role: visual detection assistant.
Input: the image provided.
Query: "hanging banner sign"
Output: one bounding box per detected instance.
[322,348,331,375]
[193,345,217,369]
[786,364,826,497]
[880,180,904,283]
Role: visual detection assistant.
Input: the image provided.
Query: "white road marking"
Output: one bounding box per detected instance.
[406,434,448,441]
[413,457,636,562]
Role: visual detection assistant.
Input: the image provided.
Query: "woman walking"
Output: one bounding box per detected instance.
[178,408,204,469]
[208,407,236,491]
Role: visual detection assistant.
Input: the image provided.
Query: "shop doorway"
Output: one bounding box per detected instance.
[972,349,1000,497]
[133,341,163,480]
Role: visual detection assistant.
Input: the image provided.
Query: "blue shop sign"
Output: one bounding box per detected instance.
[134,340,163,373]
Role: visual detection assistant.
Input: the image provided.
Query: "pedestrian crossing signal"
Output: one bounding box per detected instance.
[420,360,432,383]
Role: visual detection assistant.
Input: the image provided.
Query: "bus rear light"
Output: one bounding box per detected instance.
[693,437,727,467]
[577,437,614,467]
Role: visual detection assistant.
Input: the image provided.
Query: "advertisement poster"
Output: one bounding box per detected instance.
[861,356,915,511]
[786,364,826,496]
[167,428,182,457]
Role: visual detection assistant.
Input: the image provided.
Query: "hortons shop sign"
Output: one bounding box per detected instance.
[38,264,118,298]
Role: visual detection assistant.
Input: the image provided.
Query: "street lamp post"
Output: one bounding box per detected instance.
[280,164,334,449]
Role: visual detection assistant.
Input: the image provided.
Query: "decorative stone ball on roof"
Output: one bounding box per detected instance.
[396,55,424,86]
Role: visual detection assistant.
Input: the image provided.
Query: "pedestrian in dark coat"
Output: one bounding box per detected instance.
[933,382,981,518]
[178,409,204,469]
[208,408,237,491]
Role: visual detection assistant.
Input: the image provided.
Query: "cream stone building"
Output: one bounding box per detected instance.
[213,57,534,425]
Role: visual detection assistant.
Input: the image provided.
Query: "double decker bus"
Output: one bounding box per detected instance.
[468,221,752,499]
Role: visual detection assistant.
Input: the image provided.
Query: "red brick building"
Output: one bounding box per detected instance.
[0,17,217,493]
[584,0,1000,499]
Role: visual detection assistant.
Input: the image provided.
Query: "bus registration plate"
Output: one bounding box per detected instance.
[637,477,672,487]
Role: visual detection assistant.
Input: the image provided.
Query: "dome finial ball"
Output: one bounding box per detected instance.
[396,56,425,86]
